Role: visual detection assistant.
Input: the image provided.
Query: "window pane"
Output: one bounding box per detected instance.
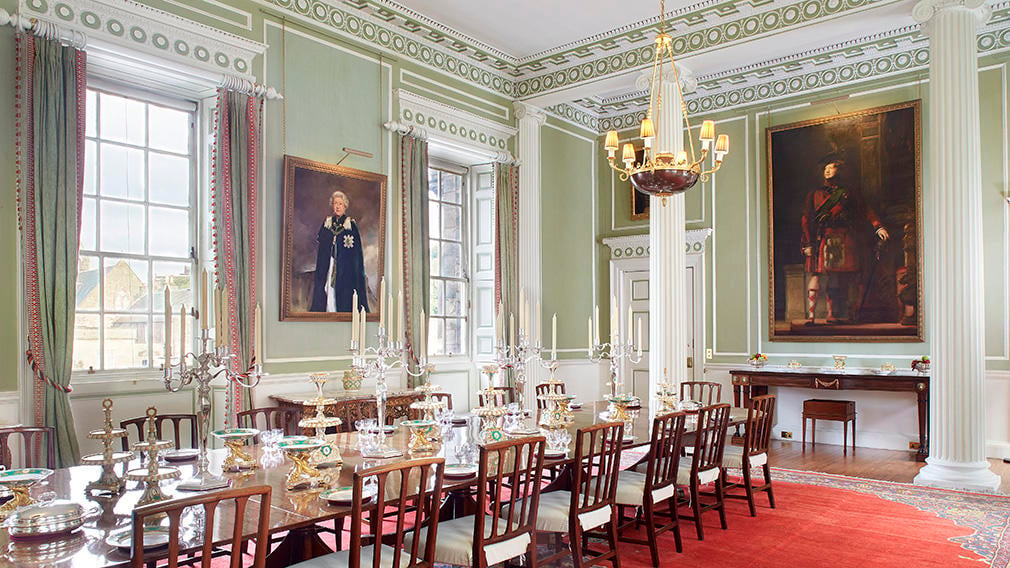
[428,170,440,200]
[442,173,461,204]
[103,257,149,312]
[153,262,192,303]
[80,198,96,251]
[444,280,464,316]
[76,255,101,311]
[100,201,146,254]
[100,143,145,200]
[84,140,97,195]
[149,207,190,257]
[442,242,462,278]
[73,313,100,371]
[428,318,445,356]
[428,203,440,236]
[99,92,146,145]
[430,279,444,316]
[86,90,97,138]
[442,205,461,241]
[445,318,464,355]
[429,241,441,277]
[148,105,189,154]
[103,314,150,369]
[149,153,190,206]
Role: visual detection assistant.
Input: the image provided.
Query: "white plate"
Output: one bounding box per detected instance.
[544,449,567,459]
[105,526,172,550]
[162,449,201,462]
[0,469,53,485]
[444,464,478,478]
[321,486,376,505]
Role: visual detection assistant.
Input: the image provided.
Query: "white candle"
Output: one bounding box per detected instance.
[379,277,386,330]
[509,312,515,346]
[254,303,263,360]
[536,302,542,346]
[551,312,557,361]
[359,307,367,348]
[419,309,427,358]
[397,290,404,342]
[164,286,172,367]
[627,305,633,347]
[180,304,187,357]
[637,317,642,357]
[594,304,600,344]
[587,318,593,356]
[387,287,393,336]
[200,269,209,330]
[352,290,359,343]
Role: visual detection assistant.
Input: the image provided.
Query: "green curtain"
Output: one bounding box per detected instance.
[213,90,262,422]
[494,162,520,388]
[16,34,86,467]
[400,135,429,385]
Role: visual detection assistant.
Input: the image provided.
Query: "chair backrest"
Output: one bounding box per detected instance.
[121,414,198,452]
[130,484,272,568]
[745,395,776,457]
[644,412,686,498]
[691,404,731,478]
[351,457,445,568]
[535,383,565,409]
[680,381,722,405]
[571,422,624,523]
[478,387,515,408]
[237,407,302,436]
[477,436,546,567]
[0,426,55,469]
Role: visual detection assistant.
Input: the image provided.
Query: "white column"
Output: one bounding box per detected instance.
[912,0,999,492]
[513,102,547,404]
[640,67,694,404]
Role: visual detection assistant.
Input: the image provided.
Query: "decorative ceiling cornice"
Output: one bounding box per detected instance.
[394,88,516,152]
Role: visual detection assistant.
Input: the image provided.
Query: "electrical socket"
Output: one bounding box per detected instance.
[909,441,921,450]
[705,348,713,360]
[781,431,793,439]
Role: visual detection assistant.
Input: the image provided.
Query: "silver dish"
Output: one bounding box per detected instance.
[7,531,86,564]
[5,500,89,538]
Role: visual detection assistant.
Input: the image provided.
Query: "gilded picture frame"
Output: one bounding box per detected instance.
[767,100,923,342]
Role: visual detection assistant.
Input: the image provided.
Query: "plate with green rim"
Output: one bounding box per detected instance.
[0,469,54,484]
[105,526,172,550]
[212,428,260,439]
[277,438,326,452]
[321,485,377,505]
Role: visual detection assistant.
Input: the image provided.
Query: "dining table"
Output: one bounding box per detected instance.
[0,401,747,568]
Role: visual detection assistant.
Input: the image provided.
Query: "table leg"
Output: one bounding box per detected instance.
[733,383,742,407]
[265,526,333,568]
[916,389,929,462]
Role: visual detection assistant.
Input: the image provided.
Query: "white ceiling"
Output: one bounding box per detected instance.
[394,0,677,59]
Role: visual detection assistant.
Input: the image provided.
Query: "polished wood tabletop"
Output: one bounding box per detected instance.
[0,400,746,567]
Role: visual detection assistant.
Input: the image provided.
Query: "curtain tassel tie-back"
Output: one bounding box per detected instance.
[25,348,73,394]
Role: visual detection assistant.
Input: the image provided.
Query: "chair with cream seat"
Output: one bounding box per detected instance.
[406,435,546,567]
[614,411,686,566]
[679,381,722,405]
[291,456,445,568]
[722,394,776,516]
[677,403,731,541]
[529,421,625,568]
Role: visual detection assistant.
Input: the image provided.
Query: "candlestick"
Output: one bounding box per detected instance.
[587,318,593,356]
[352,290,359,343]
[637,317,642,357]
[627,304,633,348]
[201,269,209,330]
[164,287,172,368]
[509,312,515,347]
[419,309,427,358]
[379,277,386,330]
[552,312,557,361]
[594,304,599,344]
[180,305,186,356]
[254,303,263,361]
[397,289,404,342]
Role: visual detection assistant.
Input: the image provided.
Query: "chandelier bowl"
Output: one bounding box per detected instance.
[630,167,699,196]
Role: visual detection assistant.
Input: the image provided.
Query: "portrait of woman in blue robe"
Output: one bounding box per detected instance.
[310,190,370,312]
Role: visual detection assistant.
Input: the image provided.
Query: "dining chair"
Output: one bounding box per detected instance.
[237,406,302,436]
[615,411,686,566]
[129,484,272,568]
[530,421,624,568]
[478,386,515,408]
[408,436,545,567]
[679,381,722,405]
[120,413,198,451]
[535,382,566,410]
[291,456,446,568]
[722,394,777,516]
[678,403,731,541]
[0,425,55,469]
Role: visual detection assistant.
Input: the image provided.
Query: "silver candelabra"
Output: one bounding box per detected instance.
[164,328,262,491]
[590,335,642,399]
[494,330,557,422]
[350,327,427,458]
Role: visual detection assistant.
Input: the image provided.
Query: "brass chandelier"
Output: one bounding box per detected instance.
[604,0,729,197]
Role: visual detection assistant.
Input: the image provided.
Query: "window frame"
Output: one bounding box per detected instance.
[72,79,206,381]
[426,161,470,358]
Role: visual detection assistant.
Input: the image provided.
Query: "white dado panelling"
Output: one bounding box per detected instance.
[705,363,1010,459]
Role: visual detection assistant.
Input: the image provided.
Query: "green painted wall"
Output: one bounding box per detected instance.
[593,56,1010,370]
[0,3,17,391]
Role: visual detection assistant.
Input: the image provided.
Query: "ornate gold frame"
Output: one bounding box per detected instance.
[280,155,387,322]
[766,100,923,342]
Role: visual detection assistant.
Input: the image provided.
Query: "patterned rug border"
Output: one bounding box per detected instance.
[762,467,1010,566]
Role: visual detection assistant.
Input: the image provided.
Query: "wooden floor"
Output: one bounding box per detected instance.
[767,439,1010,493]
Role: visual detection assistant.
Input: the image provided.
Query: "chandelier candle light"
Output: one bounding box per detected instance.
[603,0,729,199]
[162,269,262,491]
[350,278,429,459]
